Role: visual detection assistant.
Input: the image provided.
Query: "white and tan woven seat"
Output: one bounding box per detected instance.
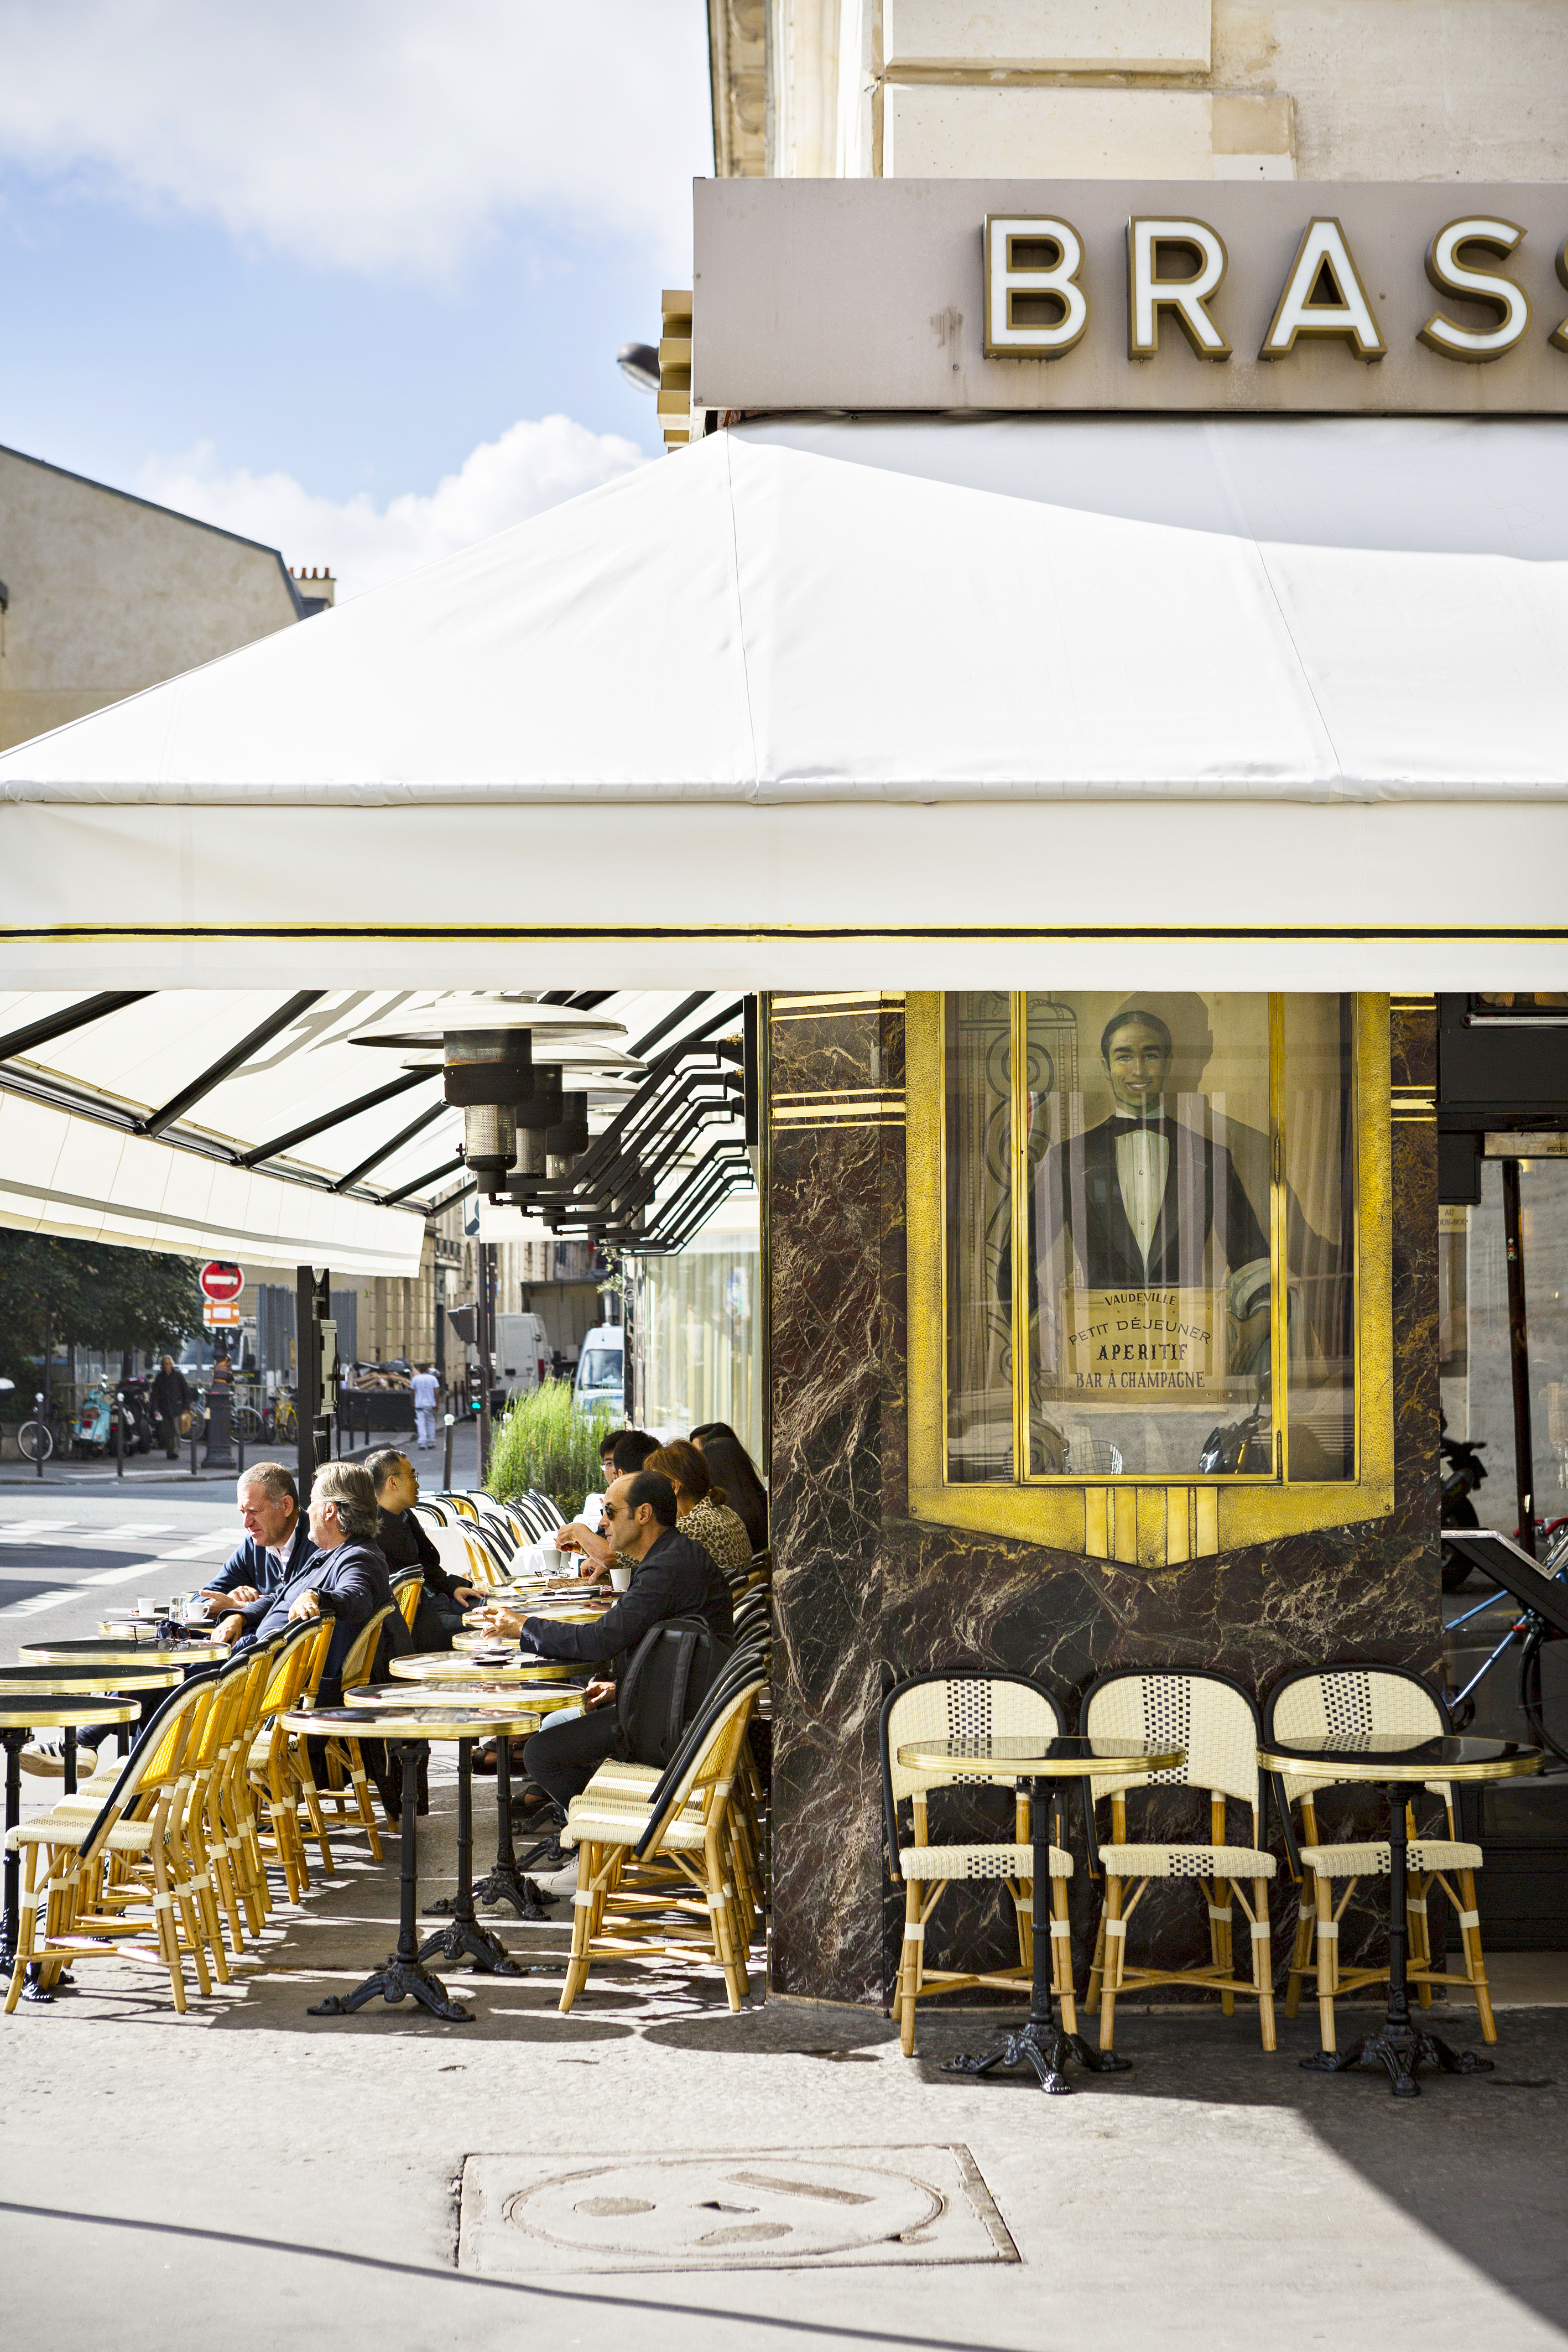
[559,1676,764,2014]
[1265,1663,1496,2049]
[880,1672,1075,2058]
[1083,1668,1277,2052]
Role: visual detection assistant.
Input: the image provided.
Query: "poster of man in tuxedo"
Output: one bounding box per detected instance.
[1032,996,1276,1468]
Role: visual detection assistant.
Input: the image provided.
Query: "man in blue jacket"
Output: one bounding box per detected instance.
[197,1463,318,1619]
[214,1462,405,1707]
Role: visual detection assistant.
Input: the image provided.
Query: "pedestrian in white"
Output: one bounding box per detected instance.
[411,1363,440,1451]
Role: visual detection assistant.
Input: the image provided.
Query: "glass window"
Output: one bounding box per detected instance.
[942,991,1356,1485]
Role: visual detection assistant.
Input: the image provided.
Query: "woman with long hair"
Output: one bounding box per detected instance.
[645,1439,752,1580]
[690,1422,768,1553]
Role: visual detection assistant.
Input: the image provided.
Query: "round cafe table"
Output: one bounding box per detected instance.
[1,1696,141,1991]
[290,1704,541,2025]
[1259,1731,1543,2098]
[0,1662,180,1791]
[387,1656,587,1921]
[896,1734,1184,2095]
[18,1637,227,1668]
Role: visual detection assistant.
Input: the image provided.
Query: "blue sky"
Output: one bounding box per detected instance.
[0,2,712,592]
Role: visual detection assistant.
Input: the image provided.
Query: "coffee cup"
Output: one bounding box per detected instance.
[608,1564,632,1592]
[137,1597,161,1616]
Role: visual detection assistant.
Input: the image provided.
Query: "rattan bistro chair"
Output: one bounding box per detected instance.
[6,1668,225,2014]
[559,1673,765,2013]
[1264,1663,1496,2049]
[1082,1668,1278,2052]
[879,1673,1076,2059]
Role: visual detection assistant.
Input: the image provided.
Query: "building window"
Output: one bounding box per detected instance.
[910,993,1392,1559]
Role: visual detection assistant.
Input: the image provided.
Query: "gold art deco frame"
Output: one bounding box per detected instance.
[905,992,1395,1564]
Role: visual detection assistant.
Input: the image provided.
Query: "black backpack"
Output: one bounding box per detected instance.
[616,1616,734,1769]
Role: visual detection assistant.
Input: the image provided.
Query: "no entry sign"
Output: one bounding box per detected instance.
[200,1261,244,1304]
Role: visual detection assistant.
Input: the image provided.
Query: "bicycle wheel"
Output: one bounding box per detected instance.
[234,1403,265,1442]
[18,1418,54,1462]
[274,1401,298,1440]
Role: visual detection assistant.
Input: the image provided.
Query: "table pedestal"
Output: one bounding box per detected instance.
[1303,1776,1492,2099]
[454,1731,549,1921]
[309,1739,475,2023]
[419,1739,520,1975]
[942,1777,1131,2095]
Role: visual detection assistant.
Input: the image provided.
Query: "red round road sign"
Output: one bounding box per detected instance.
[200,1261,244,1304]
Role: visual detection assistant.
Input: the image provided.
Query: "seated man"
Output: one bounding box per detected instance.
[476,1469,732,1815]
[365,1445,481,1646]
[555,1429,661,1579]
[197,1463,318,1619]
[213,1461,402,1708]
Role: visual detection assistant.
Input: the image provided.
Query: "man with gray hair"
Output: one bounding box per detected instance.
[197,1462,319,1620]
[215,1461,409,1711]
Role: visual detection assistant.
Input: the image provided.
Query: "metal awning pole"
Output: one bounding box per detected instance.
[1503,1156,1537,1558]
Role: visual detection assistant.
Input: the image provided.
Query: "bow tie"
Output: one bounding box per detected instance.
[1109,1112,1170,1134]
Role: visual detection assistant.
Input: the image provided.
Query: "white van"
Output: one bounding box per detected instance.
[494,1312,550,1401]
[574,1324,625,1417]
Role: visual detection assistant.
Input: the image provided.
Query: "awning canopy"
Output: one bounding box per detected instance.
[0,987,747,1272]
[0,415,1565,990]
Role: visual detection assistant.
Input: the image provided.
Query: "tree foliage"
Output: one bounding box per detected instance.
[0,1232,205,1402]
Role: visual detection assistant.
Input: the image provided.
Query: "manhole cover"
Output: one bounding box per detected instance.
[459,2145,1017,2273]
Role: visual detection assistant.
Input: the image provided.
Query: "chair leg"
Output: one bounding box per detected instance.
[558,1845,598,2015]
[1212,1878,1235,2015]
[1050,1870,1077,2036]
[1408,1873,1432,2007]
[1252,1878,1277,2052]
[1086,1904,1108,2016]
[897,1876,921,2057]
[1098,1879,1124,2051]
[4,1844,43,2013]
[1456,1869,1497,2043]
[1285,1895,1314,2019]
[1314,1875,1337,2053]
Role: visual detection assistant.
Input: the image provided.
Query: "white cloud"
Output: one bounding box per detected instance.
[139,414,648,600]
[0,1,712,275]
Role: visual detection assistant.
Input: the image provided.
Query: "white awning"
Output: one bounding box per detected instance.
[1,415,1565,990]
[0,986,744,1272]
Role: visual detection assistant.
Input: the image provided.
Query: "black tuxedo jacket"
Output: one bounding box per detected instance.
[1038,1112,1268,1292]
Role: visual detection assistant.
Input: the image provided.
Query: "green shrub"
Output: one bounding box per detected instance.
[486,1379,615,1519]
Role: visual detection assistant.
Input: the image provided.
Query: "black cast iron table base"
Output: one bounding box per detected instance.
[945,2018,1132,2096]
[416,1730,523,1972]
[428,1730,549,1921]
[309,1950,475,2023]
[1303,2026,1493,2099]
[309,1737,477,2022]
[941,1775,1130,2096]
[1300,1772,1493,2099]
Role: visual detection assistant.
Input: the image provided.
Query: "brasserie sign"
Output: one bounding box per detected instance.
[694,178,1568,413]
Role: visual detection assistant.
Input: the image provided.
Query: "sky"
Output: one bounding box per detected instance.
[0,1,713,595]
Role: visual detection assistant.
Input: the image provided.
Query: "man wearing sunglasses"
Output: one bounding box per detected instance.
[476,1467,732,1813]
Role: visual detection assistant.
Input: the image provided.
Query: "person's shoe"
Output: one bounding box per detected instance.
[20,1741,64,1776]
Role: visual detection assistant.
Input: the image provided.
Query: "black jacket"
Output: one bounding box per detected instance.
[1038,1111,1269,1292]
[208,1517,319,1599]
[231,1538,405,1695]
[520,1524,733,1671]
[150,1365,190,1418]
[376,1505,463,1597]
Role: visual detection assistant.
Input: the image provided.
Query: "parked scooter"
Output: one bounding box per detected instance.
[71,1384,114,1458]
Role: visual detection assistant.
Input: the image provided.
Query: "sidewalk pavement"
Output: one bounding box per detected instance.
[3,1754,1566,2352]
